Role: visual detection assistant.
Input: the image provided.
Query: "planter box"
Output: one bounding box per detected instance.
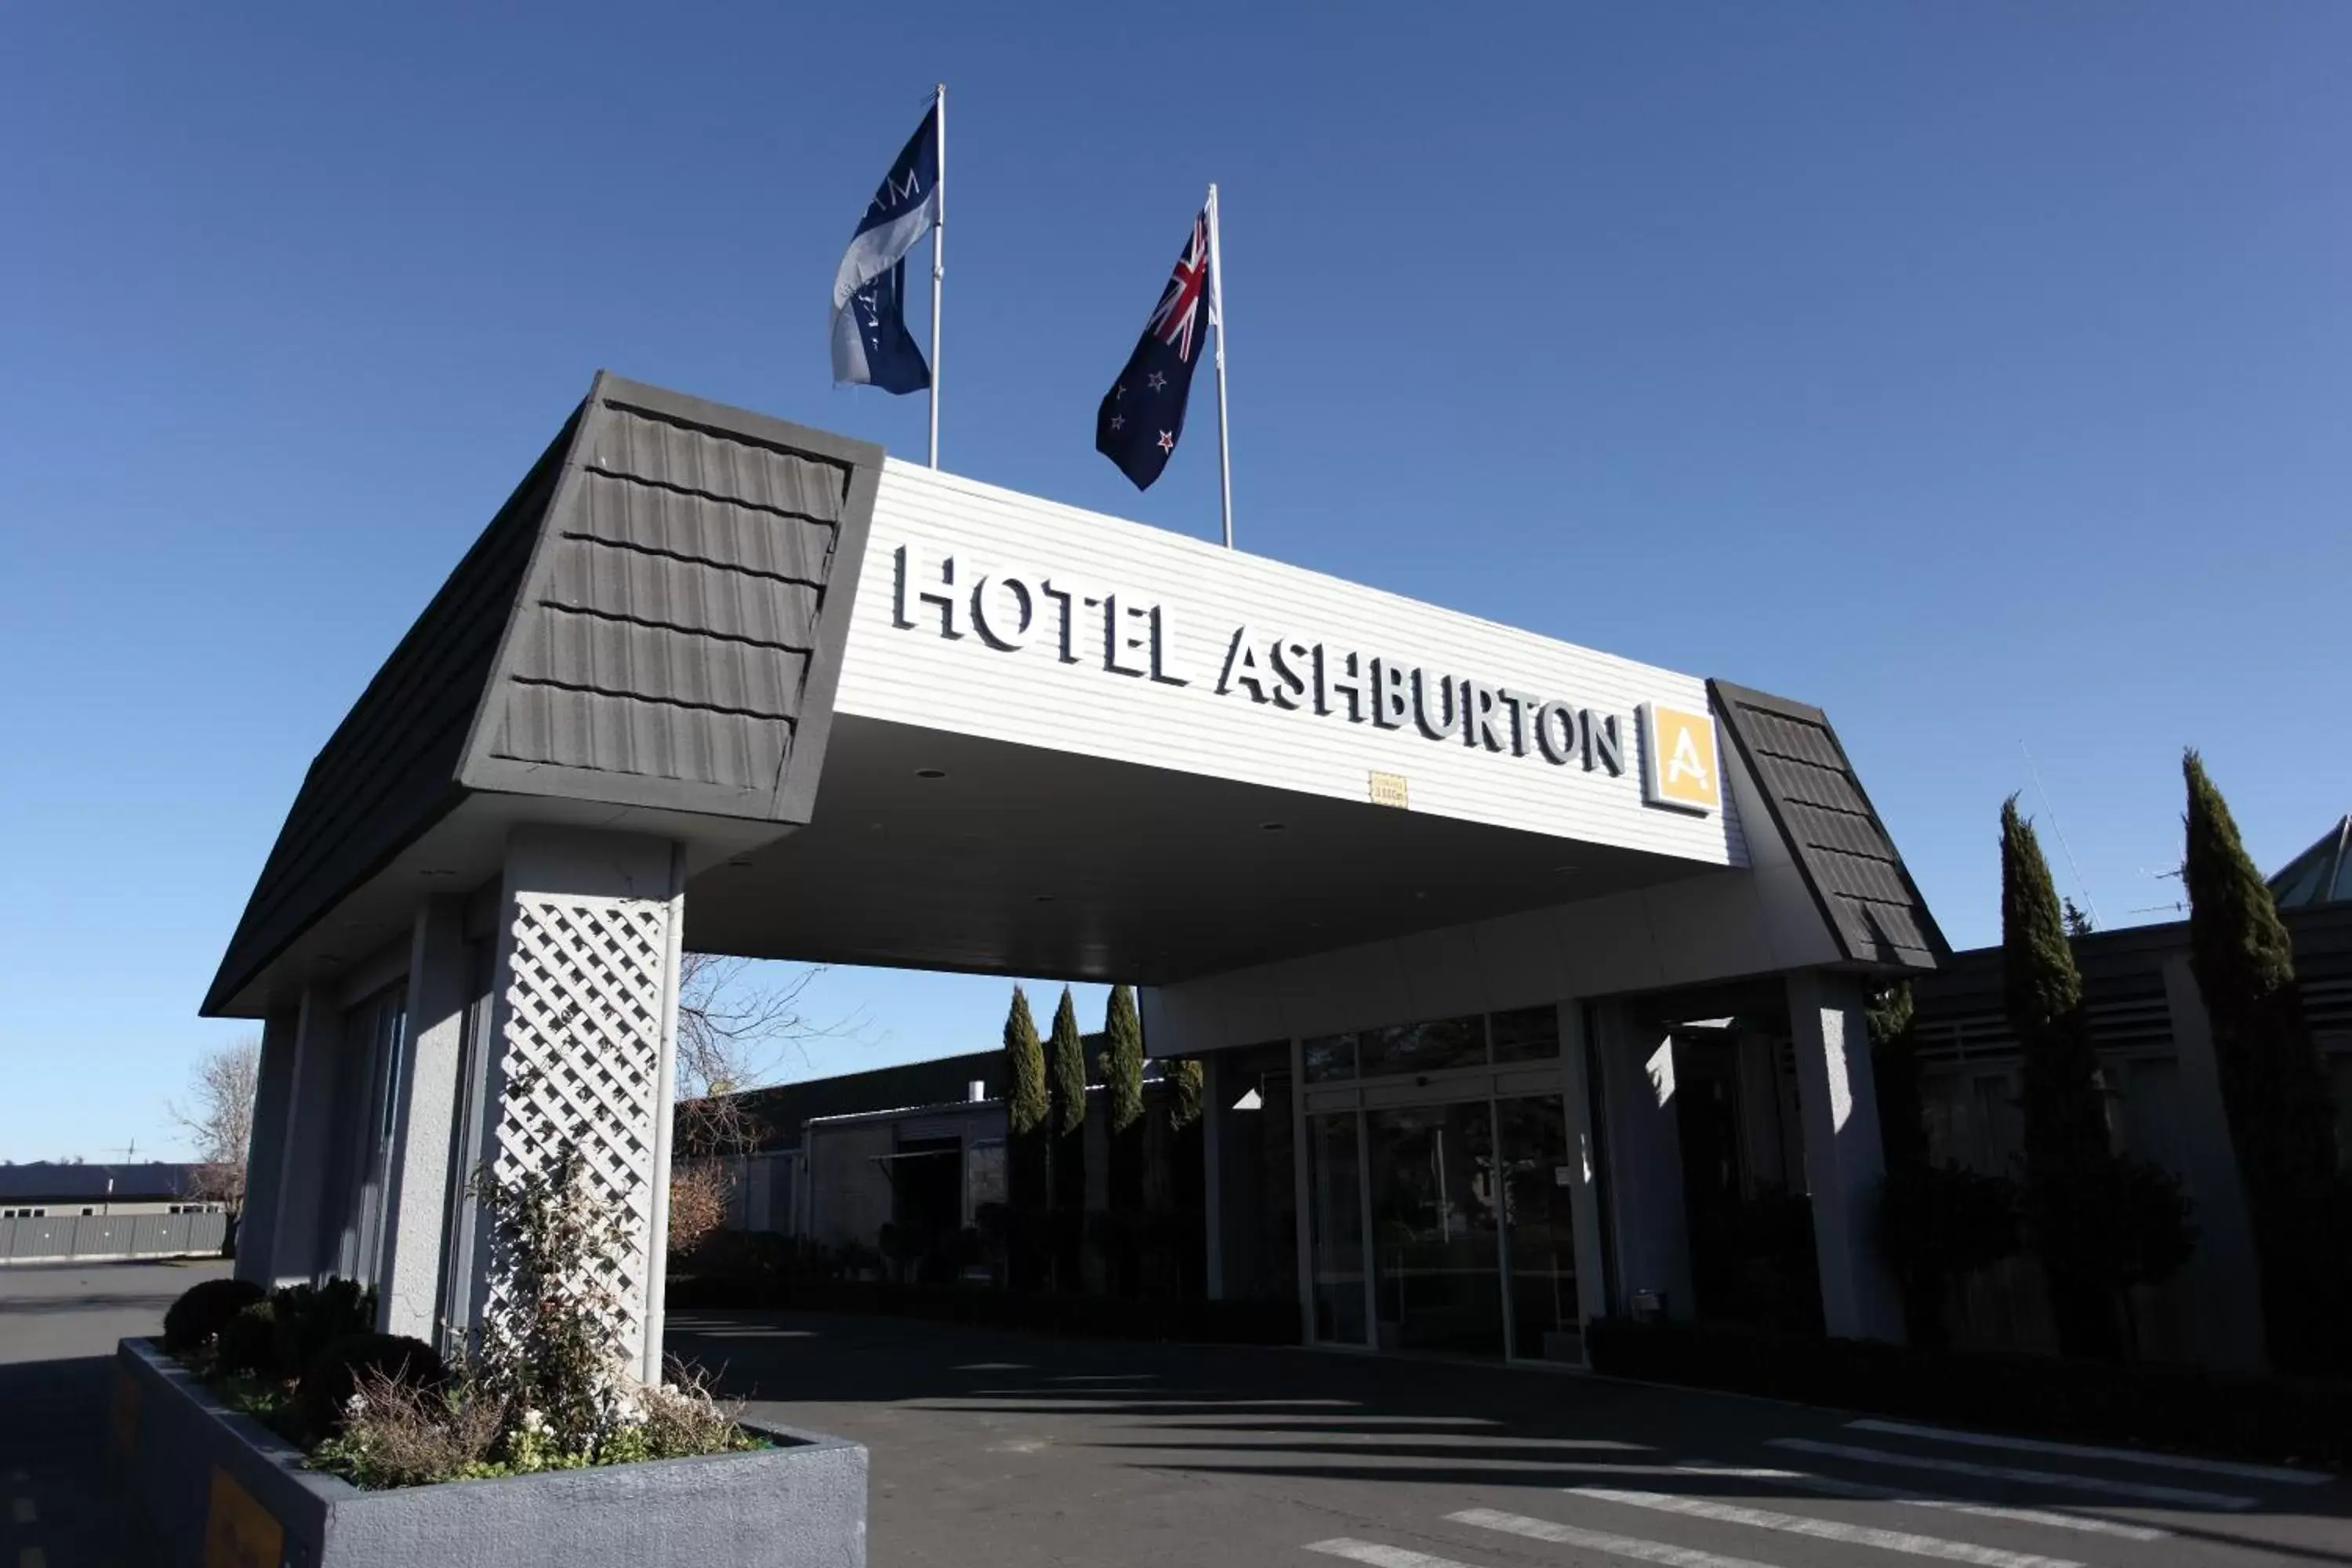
[109,1338,867,1568]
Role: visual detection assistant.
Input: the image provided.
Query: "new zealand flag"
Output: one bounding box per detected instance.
[1096,206,1214,490]
[830,105,939,394]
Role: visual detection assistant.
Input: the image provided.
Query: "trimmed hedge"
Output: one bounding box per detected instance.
[270,1279,376,1382]
[669,1272,1298,1347]
[214,1301,278,1377]
[1586,1317,2350,1472]
[162,1278,266,1355]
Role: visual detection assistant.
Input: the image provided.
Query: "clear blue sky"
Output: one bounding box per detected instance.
[3,4,2346,1162]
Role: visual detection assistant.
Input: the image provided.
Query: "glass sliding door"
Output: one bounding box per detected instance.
[1305,1112,1367,1345]
[1367,1102,1504,1357]
[1496,1094,1580,1361]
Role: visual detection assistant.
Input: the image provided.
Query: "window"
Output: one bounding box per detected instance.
[1490,1005,1561,1063]
[1302,1033,1358,1083]
[1,1207,46,1218]
[1359,1014,1484,1076]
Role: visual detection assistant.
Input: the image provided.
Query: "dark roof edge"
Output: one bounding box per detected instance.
[200,401,590,1018]
[454,372,887,824]
[1708,677,1952,968]
[452,371,612,789]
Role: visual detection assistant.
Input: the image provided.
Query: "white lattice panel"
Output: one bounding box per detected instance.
[487,892,673,1359]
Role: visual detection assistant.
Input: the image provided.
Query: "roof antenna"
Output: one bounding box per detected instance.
[2021,740,2100,929]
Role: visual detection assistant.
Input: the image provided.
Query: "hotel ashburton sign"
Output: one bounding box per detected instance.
[891,542,1719,815]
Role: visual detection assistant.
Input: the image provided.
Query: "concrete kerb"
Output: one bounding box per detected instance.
[110,1338,868,1568]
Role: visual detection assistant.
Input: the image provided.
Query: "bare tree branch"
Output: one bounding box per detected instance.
[672,956,858,1159]
[167,1036,261,1214]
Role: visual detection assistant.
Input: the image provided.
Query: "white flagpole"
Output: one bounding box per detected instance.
[1206,183,1234,550]
[928,82,946,469]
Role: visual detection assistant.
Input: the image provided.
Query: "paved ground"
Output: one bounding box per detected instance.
[672,1308,2352,1568]
[5,1266,2347,1568]
[0,1257,230,1568]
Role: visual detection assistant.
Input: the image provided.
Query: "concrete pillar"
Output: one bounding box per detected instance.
[1554,1001,1616,1335]
[2158,956,2267,1371]
[374,895,469,1340]
[1787,969,1906,1343]
[1592,1000,1693,1320]
[1202,1052,1228,1300]
[449,826,685,1386]
[233,1005,303,1287]
[268,980,346,1286]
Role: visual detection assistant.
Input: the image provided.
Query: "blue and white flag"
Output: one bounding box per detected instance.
[830,104,940,393]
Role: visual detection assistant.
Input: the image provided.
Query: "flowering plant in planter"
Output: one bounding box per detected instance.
[162,1138,760,1490]
[311,1141,758,1488]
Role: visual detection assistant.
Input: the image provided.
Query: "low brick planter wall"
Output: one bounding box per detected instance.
[109,1338,868,1568]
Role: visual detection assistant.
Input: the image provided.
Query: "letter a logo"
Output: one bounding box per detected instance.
[1639,702,1719,815]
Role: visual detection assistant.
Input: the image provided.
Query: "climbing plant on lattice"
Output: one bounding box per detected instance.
[484,892,672,1360]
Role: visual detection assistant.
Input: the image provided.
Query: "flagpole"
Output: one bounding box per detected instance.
[928,82,946,469]
[1206,183,1233,550]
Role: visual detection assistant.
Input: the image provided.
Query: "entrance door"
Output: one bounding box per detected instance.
[1367,1102,1503,1357]
[1496,1094,1580,1361]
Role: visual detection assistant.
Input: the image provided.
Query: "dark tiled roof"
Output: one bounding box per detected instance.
[701,1051,1005,1152]
[0,1162,199,1203]
[205,376,883,1014]
[1710,680,1947,970]
[2270,816,2352,909]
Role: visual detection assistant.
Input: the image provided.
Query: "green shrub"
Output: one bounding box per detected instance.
[162,1278,265,1355]
[215,1301,278,1377]
[296,1333,446,1439]
[1880,1163,2021,1282]
[270,1279,376,1381]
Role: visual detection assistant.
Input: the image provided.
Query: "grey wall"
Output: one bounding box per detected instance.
[0,1210,226,1263]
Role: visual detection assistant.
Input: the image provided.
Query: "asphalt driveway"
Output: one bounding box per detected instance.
[5,1265,2347,1568]
[671,1307,2352,1568]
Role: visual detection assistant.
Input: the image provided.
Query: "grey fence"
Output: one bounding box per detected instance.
[0,1210,228,1264]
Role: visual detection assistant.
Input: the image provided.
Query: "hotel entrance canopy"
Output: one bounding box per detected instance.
[205,371,1948,1368]
[204,372,1939,1019]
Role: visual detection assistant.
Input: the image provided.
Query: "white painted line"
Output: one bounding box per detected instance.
[1304,1539,1488,1568]
[1767,1439,2256,1511]
[1845,1419,2332,1486]
[1672,1462,2167,1542]
[9,1497,32,1526]
[1570,1486,2082,1568]
[1450,1508,1779,1567]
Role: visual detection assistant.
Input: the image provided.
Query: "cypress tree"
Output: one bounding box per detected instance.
[1101,985,1148,1294]
[2183,751,2343,1374]
[1103,985,1146,1139]
[1004,985,1047,1139]
[1867,982,1926,1176]
[1002,986,1048,1290]
[1046,988,1090,1291]
[2002,797,2124,1360]
[1872,978,2023,1350]
[1167,1058,1205,1131]
[1103,986,1146,1195]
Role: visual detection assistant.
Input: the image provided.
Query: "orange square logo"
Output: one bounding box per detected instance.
[1641,702,1719,815]
[112,1369,141,1454]
[204,1466,284,1568]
